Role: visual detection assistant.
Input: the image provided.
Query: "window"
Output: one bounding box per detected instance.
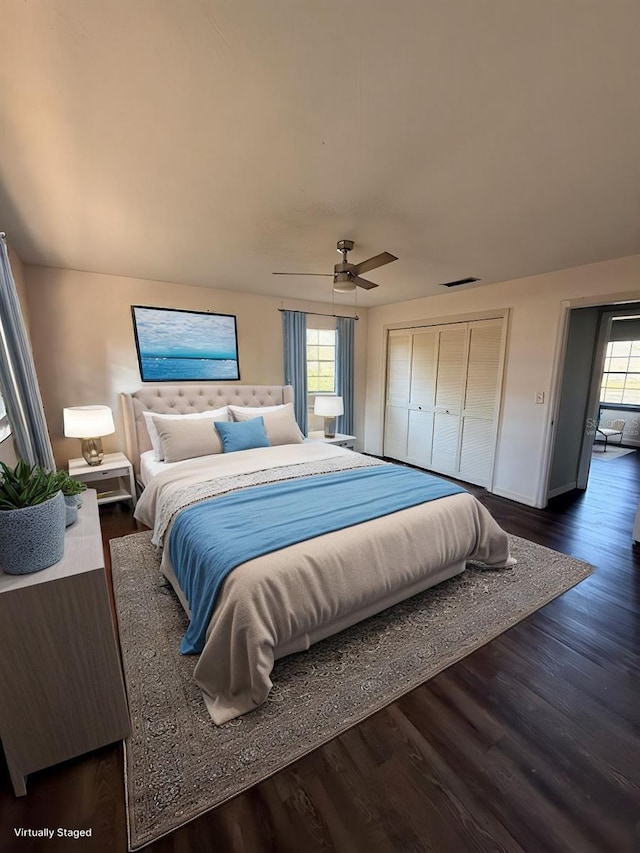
[600,340,640,405]
[306,328,336,393]
[0,393,10,443]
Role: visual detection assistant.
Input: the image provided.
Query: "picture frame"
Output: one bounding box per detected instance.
[131,305,240,382]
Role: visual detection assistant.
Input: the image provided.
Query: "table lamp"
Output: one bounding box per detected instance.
[63,405,115,466]
[314,395,343,438]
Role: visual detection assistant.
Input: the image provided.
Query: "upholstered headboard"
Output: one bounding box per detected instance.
[120,384,294,475]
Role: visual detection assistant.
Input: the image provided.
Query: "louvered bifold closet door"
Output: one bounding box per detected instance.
[383,318,505,485]
[431,325,468,476]
[406,329,437,468]
[458,319,504,486]
[384,331,412,461]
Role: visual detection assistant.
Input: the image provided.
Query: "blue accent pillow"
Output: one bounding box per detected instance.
[214,417,271,453]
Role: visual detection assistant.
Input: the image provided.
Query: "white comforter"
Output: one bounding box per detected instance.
[135,444,514,724]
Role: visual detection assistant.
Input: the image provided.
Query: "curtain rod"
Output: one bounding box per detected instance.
[278,308,359,321]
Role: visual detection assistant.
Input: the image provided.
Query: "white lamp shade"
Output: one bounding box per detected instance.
[314,395,344,417]
[63,405,115,438]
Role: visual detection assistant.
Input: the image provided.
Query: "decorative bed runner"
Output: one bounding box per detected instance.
[170,466,466,653]
[152,451,386,545]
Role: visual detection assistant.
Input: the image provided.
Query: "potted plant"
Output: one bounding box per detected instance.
[0,460,66,575]
[53,470,87,526]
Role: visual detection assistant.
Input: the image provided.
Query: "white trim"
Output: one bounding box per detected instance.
[547,482,577,499]
[382,308,508,333]
[542,295,640,505]
[491,487,540,507]
[562,289,640,310]
[538,302,572,508]
[485,312,510,492]
[633,504,640,543]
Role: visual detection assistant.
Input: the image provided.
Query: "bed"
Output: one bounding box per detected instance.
[122,384,514,725]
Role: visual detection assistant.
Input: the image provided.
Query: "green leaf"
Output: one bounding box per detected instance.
[0,460,62,509]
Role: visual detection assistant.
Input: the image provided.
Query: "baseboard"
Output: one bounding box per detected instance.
[547,482,577,499]
[594,441,639,449]
[490,487,539,508]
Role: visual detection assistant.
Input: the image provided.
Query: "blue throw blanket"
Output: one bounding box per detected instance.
[169,464,466,653]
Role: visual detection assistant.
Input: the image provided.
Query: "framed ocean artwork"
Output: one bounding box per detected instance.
[131,305,240,382]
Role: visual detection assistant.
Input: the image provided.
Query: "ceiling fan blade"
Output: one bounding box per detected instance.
[351,252,397,276]
[352,275,379,290]
[272,272,333,276]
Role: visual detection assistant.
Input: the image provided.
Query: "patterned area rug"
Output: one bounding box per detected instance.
[111,532,593,850]
[591,445,636,461]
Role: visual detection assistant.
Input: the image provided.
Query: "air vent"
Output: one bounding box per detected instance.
[439,277,480,288]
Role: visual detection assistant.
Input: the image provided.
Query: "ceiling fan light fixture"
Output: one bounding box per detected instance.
[273,239,397,292]
[333,272,356,292]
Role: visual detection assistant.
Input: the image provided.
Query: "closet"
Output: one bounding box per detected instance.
[384,317,505,487]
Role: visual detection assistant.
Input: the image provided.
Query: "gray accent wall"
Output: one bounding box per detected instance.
[609,317,640,342]
[548,307,601,495]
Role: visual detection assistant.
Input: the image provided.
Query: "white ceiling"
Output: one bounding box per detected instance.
[1,0,639,308]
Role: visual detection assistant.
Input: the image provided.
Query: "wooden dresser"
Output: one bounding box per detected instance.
[0,490,130,795]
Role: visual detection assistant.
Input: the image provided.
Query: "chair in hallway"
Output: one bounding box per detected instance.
[595,418,625,451]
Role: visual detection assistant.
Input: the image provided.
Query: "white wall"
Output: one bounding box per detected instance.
[364,254,640,507]
[23,267,368,465]
[0,436,19,467]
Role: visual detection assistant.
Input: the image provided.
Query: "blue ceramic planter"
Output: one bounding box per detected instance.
[64,493,80,526]
[0,490,66,574]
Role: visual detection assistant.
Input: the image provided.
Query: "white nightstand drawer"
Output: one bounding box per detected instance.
[74,465,130,481]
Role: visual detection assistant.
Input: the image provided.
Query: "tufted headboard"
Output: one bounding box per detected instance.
[120,384,294,476]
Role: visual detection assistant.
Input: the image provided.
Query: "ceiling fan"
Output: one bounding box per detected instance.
[273,239,398,292]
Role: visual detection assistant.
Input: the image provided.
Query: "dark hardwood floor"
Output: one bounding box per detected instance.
[1,452,639,852]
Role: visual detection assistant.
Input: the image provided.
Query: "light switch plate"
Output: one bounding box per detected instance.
[535,391,545,404]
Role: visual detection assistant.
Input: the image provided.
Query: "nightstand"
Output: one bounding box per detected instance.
[0,490,130,795]
[307,432,357,449]
[69,451,137,508]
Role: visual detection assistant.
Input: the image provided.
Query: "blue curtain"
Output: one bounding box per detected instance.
[0,235,55,470]
[336,315,355,436]
[282,310,308,435]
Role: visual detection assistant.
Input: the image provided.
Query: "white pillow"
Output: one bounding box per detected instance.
[228,403,287,420]
[143,407,229,460]
[231,403,304,446]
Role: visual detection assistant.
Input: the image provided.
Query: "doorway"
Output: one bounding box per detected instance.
[547,303,640,503]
